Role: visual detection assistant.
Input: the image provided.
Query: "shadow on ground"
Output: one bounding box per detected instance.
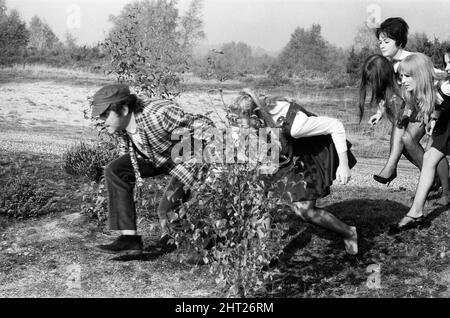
[263,198,449,297]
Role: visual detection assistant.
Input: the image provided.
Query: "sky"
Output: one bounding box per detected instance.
[5,0,450,53]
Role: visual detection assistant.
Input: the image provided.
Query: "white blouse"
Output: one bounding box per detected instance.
[269,101,348,154]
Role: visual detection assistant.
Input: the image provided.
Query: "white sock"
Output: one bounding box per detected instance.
[121,230,138,236]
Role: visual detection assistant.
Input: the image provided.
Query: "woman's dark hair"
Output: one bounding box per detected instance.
[359,54,398,122]
[106,94,142,115]
[375,17,409,48]
[444,46,450,67]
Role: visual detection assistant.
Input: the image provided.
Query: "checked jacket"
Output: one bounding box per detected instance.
[115,98,214,187]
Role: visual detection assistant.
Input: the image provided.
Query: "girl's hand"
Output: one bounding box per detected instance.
[368,112,382,125]
[336,164,351,185]
[425,119,436,136]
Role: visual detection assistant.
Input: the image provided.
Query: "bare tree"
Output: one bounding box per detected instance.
[28,15,59,51]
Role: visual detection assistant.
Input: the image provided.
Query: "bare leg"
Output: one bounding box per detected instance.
[292,200,357,254]
[402,125,449,200]
[404,127,448,193]
[402,147,445,225]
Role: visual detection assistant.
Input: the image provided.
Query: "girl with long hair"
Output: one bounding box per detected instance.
[391,50,450,232]
[230,89,359,255]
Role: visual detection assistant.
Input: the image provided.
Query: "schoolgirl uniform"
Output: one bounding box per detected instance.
[260,96,357,203]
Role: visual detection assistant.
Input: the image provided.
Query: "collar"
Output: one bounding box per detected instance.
[392,51,412,63]
[125,112,138,134]
[268,101,290,116]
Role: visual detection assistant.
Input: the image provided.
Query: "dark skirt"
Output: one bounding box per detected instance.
[265,134,357,203]
[432,110,450,155]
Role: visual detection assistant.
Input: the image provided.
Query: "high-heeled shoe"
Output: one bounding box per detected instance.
[373,170,397,186]
[388,215,424,235]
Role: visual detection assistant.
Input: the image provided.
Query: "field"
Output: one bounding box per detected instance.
[0,65,449,298]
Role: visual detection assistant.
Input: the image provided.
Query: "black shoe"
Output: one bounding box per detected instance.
[388,215,424,235]
[96,235,143,255]
[373,170,397,186]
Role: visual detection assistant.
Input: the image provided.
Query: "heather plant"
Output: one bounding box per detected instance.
[0,173,56,219]
[63,140,119,182]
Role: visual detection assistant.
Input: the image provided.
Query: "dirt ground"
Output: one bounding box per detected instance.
[0,78,449,298]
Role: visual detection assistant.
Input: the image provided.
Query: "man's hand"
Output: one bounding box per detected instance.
[336,164,351,185]
[368,112,382,126]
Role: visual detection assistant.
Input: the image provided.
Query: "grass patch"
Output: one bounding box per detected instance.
[0,64,114,86]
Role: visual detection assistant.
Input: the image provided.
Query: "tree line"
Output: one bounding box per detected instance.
[1,0,449,89]
[0,0,105,69]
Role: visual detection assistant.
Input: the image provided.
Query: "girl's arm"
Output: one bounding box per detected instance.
[377,99,386,116]
[290,112,351,184]
[368,100,386,125]
[290,112,348,154]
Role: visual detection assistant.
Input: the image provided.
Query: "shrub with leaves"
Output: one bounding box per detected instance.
[63,140,119,182]
[102,0,205,99]
[171,160,286,297]
[0,173,56,219]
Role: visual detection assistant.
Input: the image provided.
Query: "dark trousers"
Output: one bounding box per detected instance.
[104,154,186,231]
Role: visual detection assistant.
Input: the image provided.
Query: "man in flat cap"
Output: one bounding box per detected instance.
[91,84,213,255]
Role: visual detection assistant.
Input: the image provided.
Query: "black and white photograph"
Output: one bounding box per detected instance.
[0,0,449,301]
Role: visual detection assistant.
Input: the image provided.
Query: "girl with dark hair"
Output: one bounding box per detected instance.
[367,18,414,182]
[391,51,450,232]
[230,89,359,255]
[360,55,426,181]
[375,17,411,74]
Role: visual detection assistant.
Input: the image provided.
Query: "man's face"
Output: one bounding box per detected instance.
[378,33,400,59]
[100,108,130,134]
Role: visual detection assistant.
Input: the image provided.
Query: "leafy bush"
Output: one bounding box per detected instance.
[267,63,292,86]
[102,0,205,99]
[63,140,119,182]
[171,157,286,297]
[0,173,56,219]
